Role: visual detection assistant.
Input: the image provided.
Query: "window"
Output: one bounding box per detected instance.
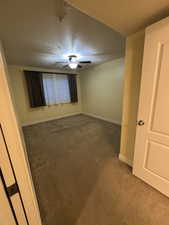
[24,70,78,108]
[42,74,71,105]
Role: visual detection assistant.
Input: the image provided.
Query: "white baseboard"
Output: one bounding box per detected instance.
[82,112,121,126]
[119,154,133,167]
[22,112,121,127]
[22,112,82,127]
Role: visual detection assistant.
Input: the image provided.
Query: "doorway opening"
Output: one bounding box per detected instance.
[2,3,125,224]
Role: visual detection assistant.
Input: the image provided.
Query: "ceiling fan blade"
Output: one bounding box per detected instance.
[79,61,92,64]
[84,53,113,57]
[56,61,67,64]
[78,64,82,68]
[63,65,69,68]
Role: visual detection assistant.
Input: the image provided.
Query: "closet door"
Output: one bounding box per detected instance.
[0,42,42,225]
[133,16,169,197]
[0,175,17,225]
[0,126,28,225]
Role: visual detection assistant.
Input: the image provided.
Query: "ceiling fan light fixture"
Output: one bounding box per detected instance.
[70,56,77,63]
[69,62,78,69]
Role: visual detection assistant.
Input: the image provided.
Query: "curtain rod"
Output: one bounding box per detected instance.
[23,70,77,75]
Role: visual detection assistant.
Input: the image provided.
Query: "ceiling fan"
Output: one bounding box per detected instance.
[57,55,92,69]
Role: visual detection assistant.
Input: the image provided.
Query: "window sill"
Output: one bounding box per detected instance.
[46,102,71,106]
[28,101,78,111]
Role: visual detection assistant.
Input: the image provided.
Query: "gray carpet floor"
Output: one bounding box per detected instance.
[23,114,169,225]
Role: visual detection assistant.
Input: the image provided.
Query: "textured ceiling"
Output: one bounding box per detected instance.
[0,0,125,70]
[67,0,169,35]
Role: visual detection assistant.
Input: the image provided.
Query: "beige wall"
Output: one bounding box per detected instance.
[80,58,124,124]
[119,30,145,165]
[8,66,82,126]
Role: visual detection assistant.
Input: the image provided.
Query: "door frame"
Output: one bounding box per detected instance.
[0,41,42,225]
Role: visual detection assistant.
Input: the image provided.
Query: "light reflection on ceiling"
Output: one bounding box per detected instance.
[0,0,125,70]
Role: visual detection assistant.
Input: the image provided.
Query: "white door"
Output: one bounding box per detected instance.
[133,16,169,197]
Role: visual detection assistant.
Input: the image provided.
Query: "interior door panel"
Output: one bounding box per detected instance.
[133,16,169,197]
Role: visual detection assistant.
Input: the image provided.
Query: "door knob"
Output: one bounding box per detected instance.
[137,120,144,126]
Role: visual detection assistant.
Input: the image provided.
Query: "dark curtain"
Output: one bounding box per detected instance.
[68,75,78,103]
[24,71,46,107]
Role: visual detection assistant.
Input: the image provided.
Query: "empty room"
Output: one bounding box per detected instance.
[1,1,169,225]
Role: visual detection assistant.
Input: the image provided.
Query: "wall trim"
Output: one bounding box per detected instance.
[22,112,121,127]
[119,154,133,167]
[82,112,121,126]
[22,112,82,127]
